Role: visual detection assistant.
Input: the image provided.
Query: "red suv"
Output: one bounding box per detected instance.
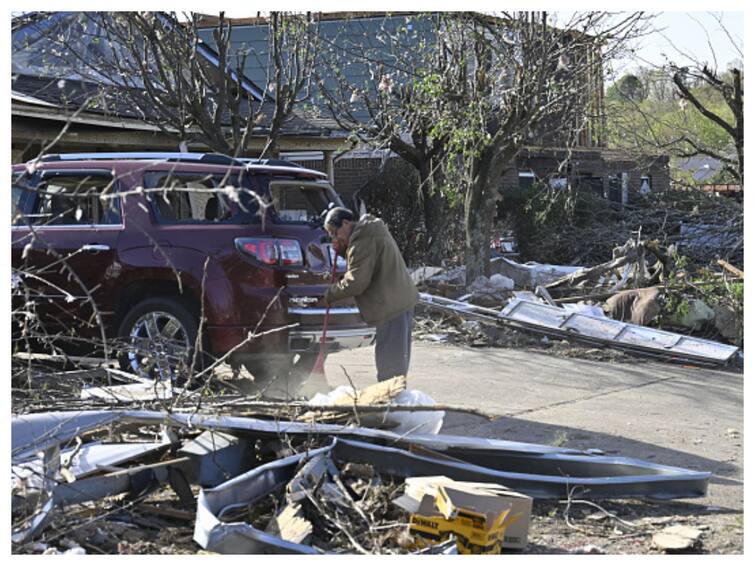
[11,152,375,387]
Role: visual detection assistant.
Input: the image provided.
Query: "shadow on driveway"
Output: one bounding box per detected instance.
[440,412,741,483]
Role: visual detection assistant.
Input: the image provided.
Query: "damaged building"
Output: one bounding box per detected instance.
[11,12,669,206]
[194,12,670,206]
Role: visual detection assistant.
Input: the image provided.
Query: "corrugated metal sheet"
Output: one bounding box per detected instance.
[420,293,739,366]
[501,298,738,364]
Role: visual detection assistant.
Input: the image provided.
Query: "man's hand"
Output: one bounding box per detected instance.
[332,238,345,258]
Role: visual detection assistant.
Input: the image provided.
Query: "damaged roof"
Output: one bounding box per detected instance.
[11,12,344,139]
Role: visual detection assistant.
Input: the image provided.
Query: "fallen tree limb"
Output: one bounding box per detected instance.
[175,399,497,422]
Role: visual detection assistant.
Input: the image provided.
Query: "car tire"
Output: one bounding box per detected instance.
[116,296,203,386]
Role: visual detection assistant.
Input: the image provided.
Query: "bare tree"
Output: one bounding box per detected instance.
[431,12,648,283]
[670,64,743,183]
[15,11,319,157]
[316,13,456,263]
[315,12,646,277]
[260,12,320,158]
[606,13,743,185]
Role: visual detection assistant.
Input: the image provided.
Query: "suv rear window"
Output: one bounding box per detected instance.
[268,180,340,224]
[144,171,260,224]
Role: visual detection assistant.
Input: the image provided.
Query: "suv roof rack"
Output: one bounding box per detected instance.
[38,152,246,166]
[239,157,328,179]
[241,158,304,168]
[36,152,329,179]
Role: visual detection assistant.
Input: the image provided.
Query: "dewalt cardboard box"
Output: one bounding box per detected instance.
[406,490,514,554]
[397,476,533,551]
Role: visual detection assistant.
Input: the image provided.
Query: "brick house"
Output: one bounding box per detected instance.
[195,12,669,208]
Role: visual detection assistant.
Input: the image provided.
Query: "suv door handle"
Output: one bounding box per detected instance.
[81,244,110,252]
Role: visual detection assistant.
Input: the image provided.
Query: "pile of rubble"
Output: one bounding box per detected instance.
[12,393,713,555]
[411,238,742,367]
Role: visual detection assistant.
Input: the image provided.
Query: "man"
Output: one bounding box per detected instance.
[324,207,418,381]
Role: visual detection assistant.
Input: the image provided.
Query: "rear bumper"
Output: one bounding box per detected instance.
[288,327,376,353]
[206,321,375,356]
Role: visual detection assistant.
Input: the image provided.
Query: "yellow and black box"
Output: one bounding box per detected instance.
[408,485,520,554]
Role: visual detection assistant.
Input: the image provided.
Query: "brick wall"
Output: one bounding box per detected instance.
[300,150,669,208]
[296,157,385,206]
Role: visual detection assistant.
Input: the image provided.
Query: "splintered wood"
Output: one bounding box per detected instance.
[301,376,407,423]
[266,503,313,545]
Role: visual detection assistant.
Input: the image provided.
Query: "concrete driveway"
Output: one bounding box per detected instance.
[324,341,743,550]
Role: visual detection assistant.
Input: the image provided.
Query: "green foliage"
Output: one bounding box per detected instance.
[500,181,618,263]
[606,73,646,102]
[606,69,740,184]
[659,258,744,345]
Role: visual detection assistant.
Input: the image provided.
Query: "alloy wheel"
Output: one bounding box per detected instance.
[126,310,193,382]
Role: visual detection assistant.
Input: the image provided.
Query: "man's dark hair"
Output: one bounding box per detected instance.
[324,207,355,230]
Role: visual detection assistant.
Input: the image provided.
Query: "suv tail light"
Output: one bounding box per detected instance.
[235,237,303,267]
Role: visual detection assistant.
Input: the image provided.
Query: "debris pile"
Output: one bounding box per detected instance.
[411,235,743,365]
[505,186,743,270]
[12,409,713,554]
[242,456,409,553]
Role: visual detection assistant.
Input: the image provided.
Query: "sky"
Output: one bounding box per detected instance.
[615,11,743,74]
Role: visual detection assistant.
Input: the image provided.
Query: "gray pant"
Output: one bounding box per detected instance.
[374,309,413,382]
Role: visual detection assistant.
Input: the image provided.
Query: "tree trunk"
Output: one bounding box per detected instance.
[423,190,446,264]
[418,161,446,265]
[464,162,494,286]
[464,145,514,286]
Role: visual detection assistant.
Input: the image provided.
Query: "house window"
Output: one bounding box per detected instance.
[607,175,622,203]
[640,175,652,195]
[518,171,535,190]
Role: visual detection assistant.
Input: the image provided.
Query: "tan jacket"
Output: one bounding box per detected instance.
[325,215,418,326]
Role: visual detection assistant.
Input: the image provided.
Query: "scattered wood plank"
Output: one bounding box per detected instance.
[554,291,618,304]
[332,376,407,406]
[300,376,407,423]
[535,286,557,306]
[545,253,634,291]
[717,259,744,279]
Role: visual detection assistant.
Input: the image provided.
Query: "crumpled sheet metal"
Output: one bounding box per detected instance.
[10,409,602,463]
[195,437,710,554]
[12,411,124,462]
[12,445,59,544]
[12,442,169,493]
[332,438,710,501]
[12,410,711,502]
[195,445,332,554]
